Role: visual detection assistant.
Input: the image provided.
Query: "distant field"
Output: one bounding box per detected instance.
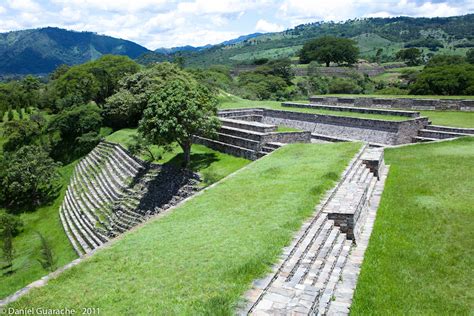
[106,129,250,187]
[9,142,361,314]
[352,138,474,314]
[0,162,78,299]
[230,45,302,62]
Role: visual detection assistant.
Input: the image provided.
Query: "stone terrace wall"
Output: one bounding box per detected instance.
[309,96,474,111]
[261,108,429,145]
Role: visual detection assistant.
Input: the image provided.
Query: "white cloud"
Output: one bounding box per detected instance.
[0,6,6,14]
[255,19,284,32]
[51,0,167,13]
[8,0,42,12]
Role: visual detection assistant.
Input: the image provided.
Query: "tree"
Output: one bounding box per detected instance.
[104,63,193,129]
[139,78,220,168]
[396,48,422,66]
[2,119,44,152]
[299,36,359,66]
[36,232,56,272]
[7,109,14,121]
[466,49,474,64]
[0,211,23,275]
[0,145,61,209]
[48,104,102,161]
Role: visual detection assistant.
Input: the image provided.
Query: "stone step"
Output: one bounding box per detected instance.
[412,136,438,143]
[59,207,85,256]
[98,142,145,171]
[278,213,329,281]
[194,136,257,160]
[265,142,284,150]
[424,125,474,135]
[94,147,139,179]
[286,220,335,286]
[218,109,264,119]
[63,196,103,248]
[220,117,277,133]
[217,132,261,150]
[61,204,93,254]
[227,114,263,122]
[418,129,471,139]
[313,238,352,315]
[219,125,265,141]
[311,133,350,143]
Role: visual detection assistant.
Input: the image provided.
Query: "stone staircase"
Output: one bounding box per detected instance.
[241,145,385,315]
[412,124,473,143]
[60,141,199,256]
[194,117,282,160]
[195,109,311,160]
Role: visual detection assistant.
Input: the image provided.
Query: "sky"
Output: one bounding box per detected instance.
[0,0,473,49]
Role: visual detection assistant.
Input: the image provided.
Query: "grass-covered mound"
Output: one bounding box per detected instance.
[0,162,78,298]
[9,142,360,314]
[105,128,250,187]
[351,137,474,314]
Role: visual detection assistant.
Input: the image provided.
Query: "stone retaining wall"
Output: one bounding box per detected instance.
[309,96,474,111]
[261,108,429,145]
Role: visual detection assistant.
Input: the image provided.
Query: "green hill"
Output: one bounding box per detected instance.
[180,14,474,67]
[0,27,150,75]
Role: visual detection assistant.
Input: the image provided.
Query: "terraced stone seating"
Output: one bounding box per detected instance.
[242,145,384,315]
[412,124,474,143]
[60,141,199,256]
[195,111,311,160]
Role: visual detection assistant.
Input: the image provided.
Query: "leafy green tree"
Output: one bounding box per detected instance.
[0,146,61,210]
[2,119,44,152]
[36,232,56,272]
[396,48,422,66]
[255,58,294,84]
[173,54,185,69]
[53,55,139,110]
[104,63,192,128]
[410,62,474,95]
[48,104,102,161]
[139,78,220,168]
[299,36,359,66]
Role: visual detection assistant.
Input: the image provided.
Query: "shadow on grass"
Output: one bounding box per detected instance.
[165,152,219,173]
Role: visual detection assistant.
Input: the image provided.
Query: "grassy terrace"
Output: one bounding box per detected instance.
[0,162,78,299]
[320,94,474,100]
[220,95,474,128]
[352,138,474,314]
[105,128,250,187]
[219,96,407,121]
[9,142,360,314]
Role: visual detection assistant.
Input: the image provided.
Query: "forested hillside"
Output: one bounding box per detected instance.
[179,14,474,67]
[0,27,150,74]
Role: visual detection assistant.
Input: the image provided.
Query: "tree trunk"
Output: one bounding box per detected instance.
[181,140,192,169]
[326,61,330,67]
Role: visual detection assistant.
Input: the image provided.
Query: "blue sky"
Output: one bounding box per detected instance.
[0,0,473,49]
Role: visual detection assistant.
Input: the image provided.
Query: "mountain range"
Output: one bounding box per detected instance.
[1,14,473,75]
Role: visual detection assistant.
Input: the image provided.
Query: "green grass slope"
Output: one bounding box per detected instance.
[0,162,78,299]
[9,142,360,314]
[351,137,474,314]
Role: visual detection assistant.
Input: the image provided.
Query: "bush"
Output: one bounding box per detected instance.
[328,78,363,94]
[0,145,61,210]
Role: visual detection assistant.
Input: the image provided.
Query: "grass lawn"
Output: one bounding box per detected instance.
[9,142,361,314]
[419,110,474,128]
[219,95,407,121]
[105,128,250,187]
[276,125,302,132]
[0,162,78,299]
[351,137,474,314]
